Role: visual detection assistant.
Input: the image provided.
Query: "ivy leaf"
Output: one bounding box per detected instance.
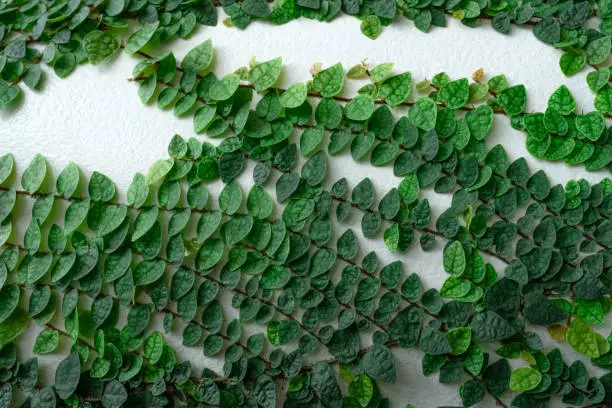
[182,39,214,72]
[280,83,307,108]
[253,375,276,408]
[362,344,396,383]
[209,74,240,101]
[567,318,602,358]
[54,353,81,399]
[311,362,343,406]
[575,112,605,141]
[125,22,159,54]
[360,15,382,39]
[21,154,47,194]
[83,30,120,65]
[56,162,80,198]
[470,311,516,341]
[102,381,128,408]
[439,78,469,110]
[345,94,375,121]
[498,84,526,116]
[408,98,437,131]
[33,328,59,354]
[146,159,174,185]
[0,153,14,186]
[379,72,411,106]
[348,375,373,406]
[509,367,542,391]
[547,85,575,115]
[249,57,282,91]
[0,308,28,346]
[559,51,586,76]
[312,63,344,98]
[443,241,465,276]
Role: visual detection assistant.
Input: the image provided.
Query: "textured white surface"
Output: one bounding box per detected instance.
[2,14,610,407]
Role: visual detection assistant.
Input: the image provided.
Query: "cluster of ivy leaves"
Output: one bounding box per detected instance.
[509,84,612,170]
[1,45,612,408]
[124,41,612,405]
[0,0,610,109]
[133,40,611,176]
[1,134,612,407]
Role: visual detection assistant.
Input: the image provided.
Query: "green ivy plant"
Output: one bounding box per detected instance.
[0,123,611,407]
[129,38,612,349]
[0,0,610,109]
[131,41,612,175]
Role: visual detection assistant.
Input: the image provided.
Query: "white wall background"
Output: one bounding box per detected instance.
[2,13,610,407]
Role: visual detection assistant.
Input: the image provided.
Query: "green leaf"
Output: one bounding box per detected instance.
[587,70,609,92]
[311,362,343,407]
[54,53,76,78]
[21,154,47,194]
[132,206,158,241]
[88,171,115,202]
[125,22,159,54]
[384,223,399,252]
[345,94,375,121]
[146,159,173,185]
[533,17,560,44]
[0,285,20,324]
[54,353,81,399]
[465,105,493,140]
[443,241,465,276]
[445,327,471,355]
[280,83,307,108]
[138,74,157,104]
[348,375,373,406]
[182,39,214,72]
[439,78,469,110]
[260,265,291,289]
[144,331,164,364]
[33,328,59,354]
[300,125,325,157]
[408,98,437,131]
[362,344,396,383]
[586,36,611,65]
[0,81,21,107]
[567,318,601,358]
[547,85,575,115]
[370,63,394,83]
[83,30,120,65]
[209,74,240,101]
[102,381,128,408]
[575,112,605,141]
[0,153,14,185]
[361,15,382,39]
[196,239,225,270]
[379,73,411,106]
[439,277,471,298]
[56,162,80,198]
[398,173,419,204]
[249,57,282,91]
[419,327,452,355]
[133,260,165,286]
[253,376,276,408]
[312,63,344,98]
[559,51,586,76]
[498,84,526,116]
[127,305,151,337]
[471,311,516,341]
[127,173,148,209]
[509,367,542,391]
